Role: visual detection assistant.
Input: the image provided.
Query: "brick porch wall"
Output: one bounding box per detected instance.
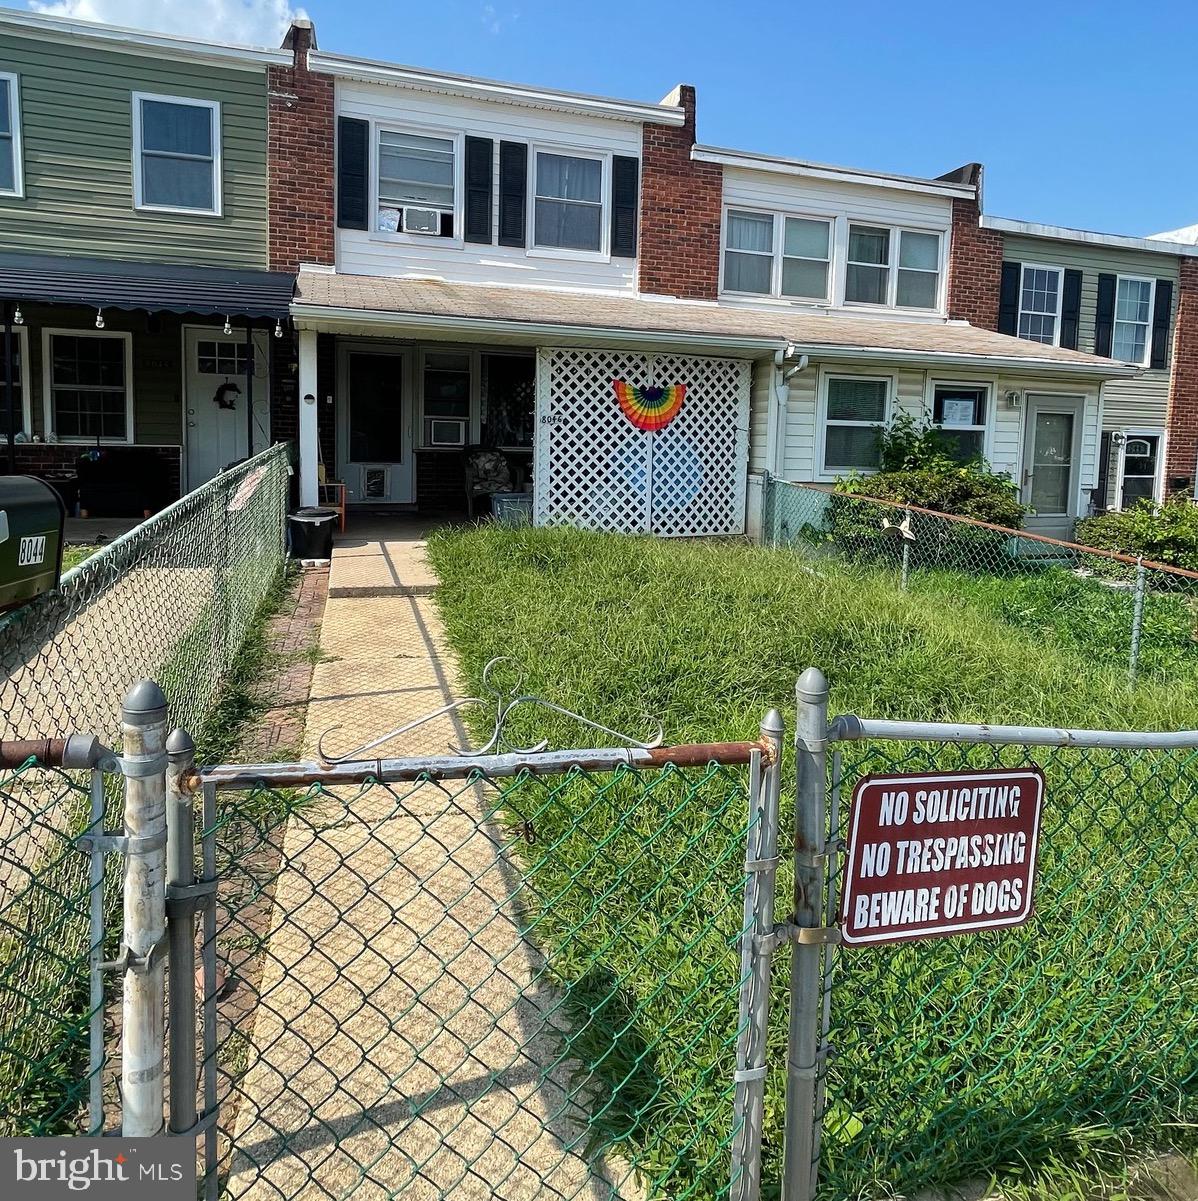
[1165,257,1198,492]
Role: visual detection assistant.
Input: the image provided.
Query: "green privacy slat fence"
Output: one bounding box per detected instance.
[762,474,1198,686]
[201,761,753,1201]
[816,737,1198,1200]
[0,445,289,1137]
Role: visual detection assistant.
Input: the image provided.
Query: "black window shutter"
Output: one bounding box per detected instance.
[998,262,1020,335]
[464,136,494,245]
[498,141,527,248]
[337,117,369,231]
[1095,431,1113,512]
[610,155,639,258]
[1150,279,1173,369]
[1095,273,1117,357]
[1060,269,1083,350]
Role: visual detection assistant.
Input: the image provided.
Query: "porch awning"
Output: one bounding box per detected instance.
[0,252,294,319]
[292,270,1140,378]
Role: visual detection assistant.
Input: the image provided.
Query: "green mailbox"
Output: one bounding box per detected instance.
[0,477,67,611]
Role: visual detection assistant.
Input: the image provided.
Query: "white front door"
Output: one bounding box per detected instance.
[1021,394,1083,536]
[184,327,270,489]
[336,346,414,504]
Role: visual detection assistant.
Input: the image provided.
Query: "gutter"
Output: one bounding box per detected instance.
[981,214,1198,259]
[290,302,784,353]
[307,52,687,126]
[794,342,1138,378]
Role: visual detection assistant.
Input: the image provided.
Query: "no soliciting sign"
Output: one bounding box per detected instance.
[840,767,1044,946]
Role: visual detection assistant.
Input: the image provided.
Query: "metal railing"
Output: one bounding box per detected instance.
[761,474,1198,685]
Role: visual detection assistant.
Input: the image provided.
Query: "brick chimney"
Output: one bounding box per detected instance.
[942,163,1003,329]
[268,19,335,272]
[637,85,723,301]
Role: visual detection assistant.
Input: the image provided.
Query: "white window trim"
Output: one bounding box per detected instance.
[131,92,222,217]
[1112,274,1156,367]
[41,328,135,445]
[1111,426,1166,510]
[2,323,31,435]
[719,205,834,305]
[0,72,24,199]
[926,379,994,463]
[1016,263,1064,348]
[815,367,896,480]
[528,144,611,262]
[419,346,478,449]
[843,222,945,314]
[370,120,465,249]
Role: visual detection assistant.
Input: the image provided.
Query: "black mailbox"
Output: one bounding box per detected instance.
[0,477,67,611]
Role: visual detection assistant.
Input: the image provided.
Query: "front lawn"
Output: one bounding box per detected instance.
[428,525,1198,1201]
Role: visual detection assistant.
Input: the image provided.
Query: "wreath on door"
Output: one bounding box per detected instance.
[213,381,242,410]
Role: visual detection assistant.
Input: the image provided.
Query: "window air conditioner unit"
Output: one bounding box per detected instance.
[402,206,441,235]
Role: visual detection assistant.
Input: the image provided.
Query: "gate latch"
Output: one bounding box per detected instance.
[755,921,842,955]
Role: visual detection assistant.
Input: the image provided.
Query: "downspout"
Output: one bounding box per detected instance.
[770,344,809,480]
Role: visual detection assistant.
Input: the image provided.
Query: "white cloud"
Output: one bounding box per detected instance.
[480,3,518,36]
[26,0,304,46]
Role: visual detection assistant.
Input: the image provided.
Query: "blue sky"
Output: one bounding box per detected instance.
[28,0,1198,236]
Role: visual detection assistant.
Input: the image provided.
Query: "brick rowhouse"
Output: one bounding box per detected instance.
[637,85,723,301]
[268,20,335,273]
[945,181,1004,329]
[1165,257,1198,491]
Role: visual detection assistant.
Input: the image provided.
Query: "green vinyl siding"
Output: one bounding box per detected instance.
[0,32,267,268]
[1004,235,1179,429]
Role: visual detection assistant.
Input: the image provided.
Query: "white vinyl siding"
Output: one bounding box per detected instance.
[337,80,640,292]
[0,72,21,197]
[132,93,220,215]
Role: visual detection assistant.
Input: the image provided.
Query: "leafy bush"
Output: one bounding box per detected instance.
[838,467,1026,529]
[877,411,970,473]
[1077,498,1198,572]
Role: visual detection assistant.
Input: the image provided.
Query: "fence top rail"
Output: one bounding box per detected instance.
[769,474,1198,583]
[831,713,1198,750]
[199,739,770,790]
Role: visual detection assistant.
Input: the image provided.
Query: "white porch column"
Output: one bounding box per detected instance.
[297,328,319,508]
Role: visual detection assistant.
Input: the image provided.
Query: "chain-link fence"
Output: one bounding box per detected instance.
[0,446,289,1142]
[813,723,1198,1201]
[762,474,1198,686]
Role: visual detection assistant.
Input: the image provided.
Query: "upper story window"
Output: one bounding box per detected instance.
[1018,265,1062,344]
[845,224,941,310]
[0,73,22,197]
[533,151,604,253]
[723,211,832,301]
[377,129,456,237]
[1113,276,1155,365]
[133,94,220,215]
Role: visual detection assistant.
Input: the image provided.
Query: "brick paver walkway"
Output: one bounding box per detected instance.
[228,521,638,1201]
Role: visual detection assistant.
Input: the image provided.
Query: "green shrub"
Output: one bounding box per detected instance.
[837,468,1026,528]
[1076,498,1198,571]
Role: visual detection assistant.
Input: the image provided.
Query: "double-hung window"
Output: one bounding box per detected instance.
[0,73,21,197]
[844,224,941,310]
[722,210,832,300]
[133,94,220,214]
[1017,265,1062,344]
[533,151,604,252]
[422,351,471,447]
[1112,276,1154,365]
[822,376,890,472]
[45,332,131,442]
[377,129,456,236]
[932,384,987,463]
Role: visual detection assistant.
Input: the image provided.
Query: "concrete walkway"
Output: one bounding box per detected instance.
[228,521,638,1201]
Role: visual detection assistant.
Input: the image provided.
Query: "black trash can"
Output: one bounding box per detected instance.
[287,507,337,560]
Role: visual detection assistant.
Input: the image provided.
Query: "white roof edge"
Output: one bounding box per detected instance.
[982,214,1198,258]
[0,6,290,65]
[692,144,976,199]
[804,343,1137,377]
[308,51,686,126]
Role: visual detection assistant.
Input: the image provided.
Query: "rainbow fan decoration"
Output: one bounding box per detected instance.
[613,380,686,432]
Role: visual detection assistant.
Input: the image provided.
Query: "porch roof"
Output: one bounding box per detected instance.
[0,252,295,320]
[292,271,1139,378]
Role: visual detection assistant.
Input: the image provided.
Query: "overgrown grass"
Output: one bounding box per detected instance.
[427,524,1198,1201]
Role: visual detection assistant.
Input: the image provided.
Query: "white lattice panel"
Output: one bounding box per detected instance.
[535,348,750,537]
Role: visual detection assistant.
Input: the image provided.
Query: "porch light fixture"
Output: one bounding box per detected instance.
[274,319,283,339]
[94,309,105,330]
[11,305,22,326]
[223,315,233,336]
[1005,390,1022,409]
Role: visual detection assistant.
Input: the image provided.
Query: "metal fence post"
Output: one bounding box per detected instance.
[165,728,199,1137]
[730,709,784,1201]
[1129,557,1146,686]
[119,680,169,1138]
[783,667,829,1201]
